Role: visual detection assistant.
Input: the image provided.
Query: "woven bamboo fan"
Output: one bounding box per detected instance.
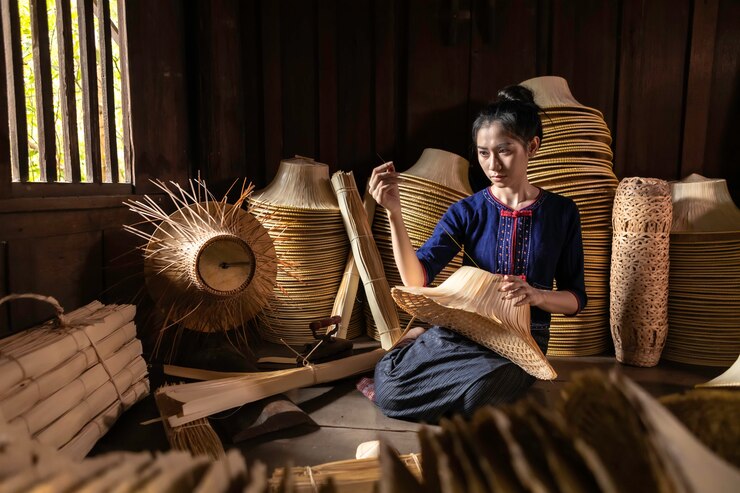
[664,174,740,366]
[610,178,672,367]
[392,266,556,380]
[518,76,618,357]
[126,179,277,334]
[250,157,350,345]
[367,149,472,340]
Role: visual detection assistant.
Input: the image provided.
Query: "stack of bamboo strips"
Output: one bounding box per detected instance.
[368,149,472,340]
[0,425,277,492]
[0,300,149,460]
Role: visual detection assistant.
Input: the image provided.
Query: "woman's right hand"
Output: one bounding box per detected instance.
[368,162,402,215]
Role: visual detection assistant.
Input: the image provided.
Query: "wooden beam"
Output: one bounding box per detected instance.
[97,0,118,182]
[116,0,131,183]
[77,0,101,183]
[680,0,719,178]
[30,0,57,182]
[317,0,338,168]
[1,0,28,182]
[55,0,81,182]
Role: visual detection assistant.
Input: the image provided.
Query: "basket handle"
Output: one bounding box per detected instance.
[0,293,68,326]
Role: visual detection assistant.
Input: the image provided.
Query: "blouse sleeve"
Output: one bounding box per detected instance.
[555,203,588,315]
[415,202,466,286]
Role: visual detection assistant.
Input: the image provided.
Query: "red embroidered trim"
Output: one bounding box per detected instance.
[500,209,533,218]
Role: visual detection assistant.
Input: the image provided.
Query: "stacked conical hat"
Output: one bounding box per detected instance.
[250,157,351,344]
[367,148,472,340]
[521,76,617,356]
[663,174,740,366]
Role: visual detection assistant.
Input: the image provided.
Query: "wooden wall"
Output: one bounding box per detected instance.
[0,0,738,335]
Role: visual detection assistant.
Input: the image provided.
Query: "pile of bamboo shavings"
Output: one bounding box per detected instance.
[331,171,401,349]
[269,453,423,492]
[521,76,618,356]
[0,299,149,460]
[250,157,351,345]
[157,349,385,427]
[0,425,278,493]
[368,149,472,340]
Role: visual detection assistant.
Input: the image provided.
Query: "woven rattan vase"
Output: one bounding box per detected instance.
[610,178,672,366]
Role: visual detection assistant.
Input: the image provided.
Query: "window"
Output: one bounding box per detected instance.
[1,0,131,195]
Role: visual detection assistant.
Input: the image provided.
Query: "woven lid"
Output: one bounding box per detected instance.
[391,266,556,380]
[403,148,473,195]
[252,157,339,210]
[671,174,740,233]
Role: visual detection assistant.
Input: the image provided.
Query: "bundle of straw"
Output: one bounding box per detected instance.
[331,171,401,349]
[0,296,148,459]
[157,349,385,427]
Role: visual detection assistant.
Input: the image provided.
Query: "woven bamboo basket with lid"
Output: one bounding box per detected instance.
[664,174,740,366]
[519,76,618,356]
[249,157,352,345]
[366,148,473,340]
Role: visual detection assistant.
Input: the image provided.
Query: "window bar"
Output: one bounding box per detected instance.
[55,0,81,182]
[1,0,28,182]
[77,0,101,183]
[30,0,57,182]
[97,0,117,182]
[116,0,131,183]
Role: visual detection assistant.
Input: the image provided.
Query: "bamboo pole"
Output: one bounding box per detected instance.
[331,171,401,349]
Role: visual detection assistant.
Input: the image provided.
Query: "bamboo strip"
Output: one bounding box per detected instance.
[59,378,150,460]
[26,452,125,493]
[34,358,148,449]
[332,190,377,338]
[140,454,210,493]
[0,303,136,394]
[331,171,401,349]
[108,451,194,493]
[194,449,247,493]
[9,338,142,434]
[158,349,385,427]
[75,452,152,493]
[1,322,138,420]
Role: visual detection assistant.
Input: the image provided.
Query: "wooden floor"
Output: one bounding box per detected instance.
[92,354,723,473]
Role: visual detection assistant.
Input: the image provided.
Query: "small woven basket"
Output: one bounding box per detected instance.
[610,178,672,366]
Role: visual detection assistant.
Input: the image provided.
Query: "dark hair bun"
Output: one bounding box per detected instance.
[496,85,536,105]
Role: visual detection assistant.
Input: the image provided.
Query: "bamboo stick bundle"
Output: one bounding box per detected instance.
[157,349,385,427]
[331,189,377,339]
[270,453,423,492]
[137,453,211,493]
[59,377,151,460]
[75,452,152,493]
[0,302,136,394]
[193,449,247,493]
[33,358,148,449]
[7,338,142,435]
[331,171,401,349]
[0,321,138,421]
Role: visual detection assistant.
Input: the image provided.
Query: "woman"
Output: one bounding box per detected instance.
[368,85,587,422]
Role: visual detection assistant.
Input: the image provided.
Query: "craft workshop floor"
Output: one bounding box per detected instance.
[91,349,720,473]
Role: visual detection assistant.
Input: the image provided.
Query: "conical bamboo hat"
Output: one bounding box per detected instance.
[403,148,473,195]
[252,157,339,210]
[671,174,740,234]
[521,76,600,115]
[391,266,556,380]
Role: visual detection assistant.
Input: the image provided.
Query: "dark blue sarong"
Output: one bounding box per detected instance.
[373,324,549,423]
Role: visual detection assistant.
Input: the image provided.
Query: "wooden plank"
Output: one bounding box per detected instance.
[405,0,471,170]
[702,0,740,202]
[373,0,399,167]
[260,0,283,181]
[9,181,131,198]
[241,0,264,187]
[0,241,8,336]
[77,0,102,183]
[101,225,143,304]
[680,0,719,178]
[317,0,338,168]
[1,0,28,182]
[116,0,132,183]
[615,0,691,180]
[0,3,11,198]
[125,0,190,194]
[337,0,373,181]
[30,0,57,182]
[7,231,103,331]
[279,0,317,159]
[55,0,81,182]
[0,206,140,241]
[97,0,118,182]
[550,0,620,130]
[0,193,165,213]
[536,0,552,75]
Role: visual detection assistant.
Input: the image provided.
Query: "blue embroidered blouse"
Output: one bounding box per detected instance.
[416,187,587,326]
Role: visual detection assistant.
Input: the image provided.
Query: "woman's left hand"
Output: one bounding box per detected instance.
[499,275,546,307]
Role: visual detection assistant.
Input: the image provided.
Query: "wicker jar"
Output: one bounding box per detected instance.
[610,177,672,366]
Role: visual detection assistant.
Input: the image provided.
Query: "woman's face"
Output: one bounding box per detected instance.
[476,122,538,190]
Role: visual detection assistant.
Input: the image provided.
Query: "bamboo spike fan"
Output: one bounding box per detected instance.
[126,179,277,334]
